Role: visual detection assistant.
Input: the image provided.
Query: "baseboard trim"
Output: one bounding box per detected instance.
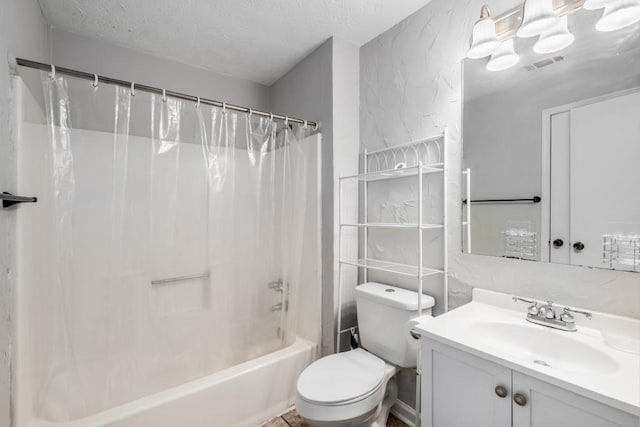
[391,400,416,427]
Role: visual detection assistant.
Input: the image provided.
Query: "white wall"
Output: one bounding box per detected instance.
[271,37,360,355]
[360,0,639,316]
[330,39,360,352]
[0,1,49,425]
[50,29,271,111]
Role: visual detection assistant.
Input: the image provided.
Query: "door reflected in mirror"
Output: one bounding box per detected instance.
[461,5,640,272]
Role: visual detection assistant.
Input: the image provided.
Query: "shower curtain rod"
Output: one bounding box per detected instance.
[15,58,318,128]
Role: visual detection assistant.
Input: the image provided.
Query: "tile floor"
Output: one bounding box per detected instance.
[260,408,409,427]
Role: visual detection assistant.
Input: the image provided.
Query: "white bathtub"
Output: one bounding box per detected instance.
[28,339,315,427]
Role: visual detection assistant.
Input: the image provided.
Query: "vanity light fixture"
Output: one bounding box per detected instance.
[595,0,640,31]
[467,5,500,58]
[517,0,559,37]
[467,0,639,72]
[487,39,521,71]
[534,16,575,53]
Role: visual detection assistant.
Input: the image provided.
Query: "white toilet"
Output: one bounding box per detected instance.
[296,282,434,427]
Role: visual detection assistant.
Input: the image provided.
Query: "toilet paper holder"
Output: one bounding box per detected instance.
[409,328,421,340]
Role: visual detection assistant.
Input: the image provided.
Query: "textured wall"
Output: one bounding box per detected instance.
[0,0,50,424]
[360,0,640,322]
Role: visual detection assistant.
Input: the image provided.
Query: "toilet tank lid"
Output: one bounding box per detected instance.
[356,282,435,311]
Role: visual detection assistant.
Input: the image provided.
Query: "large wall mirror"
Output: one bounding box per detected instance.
[461,3,640,272]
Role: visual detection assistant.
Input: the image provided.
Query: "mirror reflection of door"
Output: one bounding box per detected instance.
[548,89,640,270]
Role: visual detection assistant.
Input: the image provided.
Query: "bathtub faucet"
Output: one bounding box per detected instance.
[267,279,287,292]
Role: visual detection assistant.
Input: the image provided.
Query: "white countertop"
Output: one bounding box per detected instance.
[415,289,640,416]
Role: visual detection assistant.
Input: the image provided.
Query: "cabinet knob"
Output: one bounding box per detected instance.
[514,393,527,406]
[573,242,585,251]
[494,385,508,398]
[552,239,564,248]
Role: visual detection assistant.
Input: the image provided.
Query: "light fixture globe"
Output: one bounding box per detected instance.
[583,0,607,10]
[517,0,559,38]
[534,16,575,53]
[487,39,521,71]
[596,0,640,31]
[467,5,500,59]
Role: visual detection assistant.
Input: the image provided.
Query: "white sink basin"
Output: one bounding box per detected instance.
[468,321,619,374]
[415,289,640,417]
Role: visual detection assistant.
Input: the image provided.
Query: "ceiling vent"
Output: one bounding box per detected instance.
[524,55,565,71]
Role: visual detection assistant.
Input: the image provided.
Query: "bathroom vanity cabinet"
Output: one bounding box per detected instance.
[420,340,638,427]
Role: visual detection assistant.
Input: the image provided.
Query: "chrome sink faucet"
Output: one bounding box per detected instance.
[513,296,592,332]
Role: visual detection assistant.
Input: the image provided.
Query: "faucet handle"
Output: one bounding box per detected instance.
[559,311,574,323]
[563,306,592,320]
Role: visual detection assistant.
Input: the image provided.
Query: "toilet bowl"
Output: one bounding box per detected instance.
[295,282,434,427]
[296,348,399,427]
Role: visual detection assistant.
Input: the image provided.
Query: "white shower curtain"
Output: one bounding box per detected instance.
[21,72,318,421]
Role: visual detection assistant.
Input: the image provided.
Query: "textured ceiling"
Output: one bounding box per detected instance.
[38,0,433,85]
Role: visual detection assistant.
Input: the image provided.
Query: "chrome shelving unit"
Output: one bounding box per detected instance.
[336,130,449,426]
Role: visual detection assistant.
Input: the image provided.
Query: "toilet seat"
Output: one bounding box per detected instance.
[297,348,387,405]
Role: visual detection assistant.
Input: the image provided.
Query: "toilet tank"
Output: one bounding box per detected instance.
[355,282,435,368]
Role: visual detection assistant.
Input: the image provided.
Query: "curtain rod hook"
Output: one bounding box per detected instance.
[49,64,56,80]
[130,82,135,96]
[162,88,167,103]
[248,108,253,118]
[269,112,274,121]
[313,121,319,131]
[303,120,308,129]
[222,102,226,113]
[284,116,289,126]
[195,96,201,108]
[92,73,98,88]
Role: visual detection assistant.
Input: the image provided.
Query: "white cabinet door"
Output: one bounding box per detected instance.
[422,341,511,427]
[569,90,640,270]
[512,372,638,427]
[548,89,640,269]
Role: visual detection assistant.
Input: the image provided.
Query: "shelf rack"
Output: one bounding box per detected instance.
[336,130,449,427]
[340,258,444,278]
[336,129,448,425]
[340,163,445,182]
[340,223,444,230]
[336,131,449,346]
